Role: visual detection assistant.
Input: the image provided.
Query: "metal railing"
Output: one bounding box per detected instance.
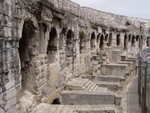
[138,48,150,113]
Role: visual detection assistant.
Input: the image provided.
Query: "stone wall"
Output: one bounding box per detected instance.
[0,0,150,113]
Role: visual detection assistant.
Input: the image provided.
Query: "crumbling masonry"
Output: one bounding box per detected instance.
[0,0,150,113]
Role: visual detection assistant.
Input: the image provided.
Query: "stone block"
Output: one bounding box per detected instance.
[62,91,116,105]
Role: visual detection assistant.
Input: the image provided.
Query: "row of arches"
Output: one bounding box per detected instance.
[18,20,150,98]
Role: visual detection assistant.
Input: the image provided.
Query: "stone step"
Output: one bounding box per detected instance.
[96,75,125,82]
[32,104,121,113]
[95,81,122,92]
[65,78,108,92]
[62,91,119,105]
[86,75,125,83]
[85,82,95,91]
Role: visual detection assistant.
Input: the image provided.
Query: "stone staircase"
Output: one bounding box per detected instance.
[32,56,137,113]
[65,78,108,92]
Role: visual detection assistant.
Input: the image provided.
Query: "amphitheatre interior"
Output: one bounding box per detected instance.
[0,0,150,113]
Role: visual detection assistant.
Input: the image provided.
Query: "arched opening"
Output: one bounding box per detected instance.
[124,34,127,50]
[79,31,85,53]
[107,33,112,46]
[100,34,104,49]
[18,20,35,93]
[147,36,150,47]
[128,34,131,41]
[136,35,139,41]
[131,35,135,46]
[52,98,61,104]
[66,29,74,58]
[116,34,120,46]
[105,34,108,41]
[47,27,58,63]
[90,32,96,50]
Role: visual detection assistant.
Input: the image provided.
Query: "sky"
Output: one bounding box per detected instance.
[71,0,150,19]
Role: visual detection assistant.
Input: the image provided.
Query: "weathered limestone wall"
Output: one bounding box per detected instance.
[0,0,150,113]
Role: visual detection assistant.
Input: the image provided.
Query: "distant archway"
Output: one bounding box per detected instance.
[116,34,120,46]
[66,29,74,57]
[100,34,104,49]
[18,20,35,93]
[147,36,150,47]
[124,34,127,50]
[90,32,96,50]
[107,33,112,46]
[47,27,58,63]
[131,35,135,46]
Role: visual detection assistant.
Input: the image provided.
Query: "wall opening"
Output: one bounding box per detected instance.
[18,20,35,93]
[107,33,112,46]
[124,34,127,50]
[116,34,120,46]
[47,27,58,63]
[66,29,74,58]
[147,36,150,47]
[90,32,96,50]
[79,31,85,53]
[105,34,108,41]
[100,34,104,49]
[136,35,139,41]
[131,35,135,47]
[52,98,61,104]
[128,34,131,41]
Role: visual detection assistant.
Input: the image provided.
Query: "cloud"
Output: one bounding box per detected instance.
[71,0,150,19]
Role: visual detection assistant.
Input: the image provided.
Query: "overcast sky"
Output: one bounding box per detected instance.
[71,0,150,19]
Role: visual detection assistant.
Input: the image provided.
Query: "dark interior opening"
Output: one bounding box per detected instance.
[66,29,74,57]
[18,20,35,92]
[90,32,95,50]
[100,34,104,49]
[136,35,139,41]
[47,27,57,63]
[116,34,120,46]
[105,34,108,41]
[131,35,135,46]
[124,34,127,50]
[147,36,150,47]
[52,98,61,104]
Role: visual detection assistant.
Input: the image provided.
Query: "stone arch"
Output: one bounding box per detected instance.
[107,33,112,46]
[66,29,74,57]
[116,34,120,46]
[18,20,36,94]
[90,32,96,50]
[47,27,58,63]
[52,98,61,104]
[131,35,136,46]
[124,34,127,50]
[147,36,150,47]
[100,34,104,49]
